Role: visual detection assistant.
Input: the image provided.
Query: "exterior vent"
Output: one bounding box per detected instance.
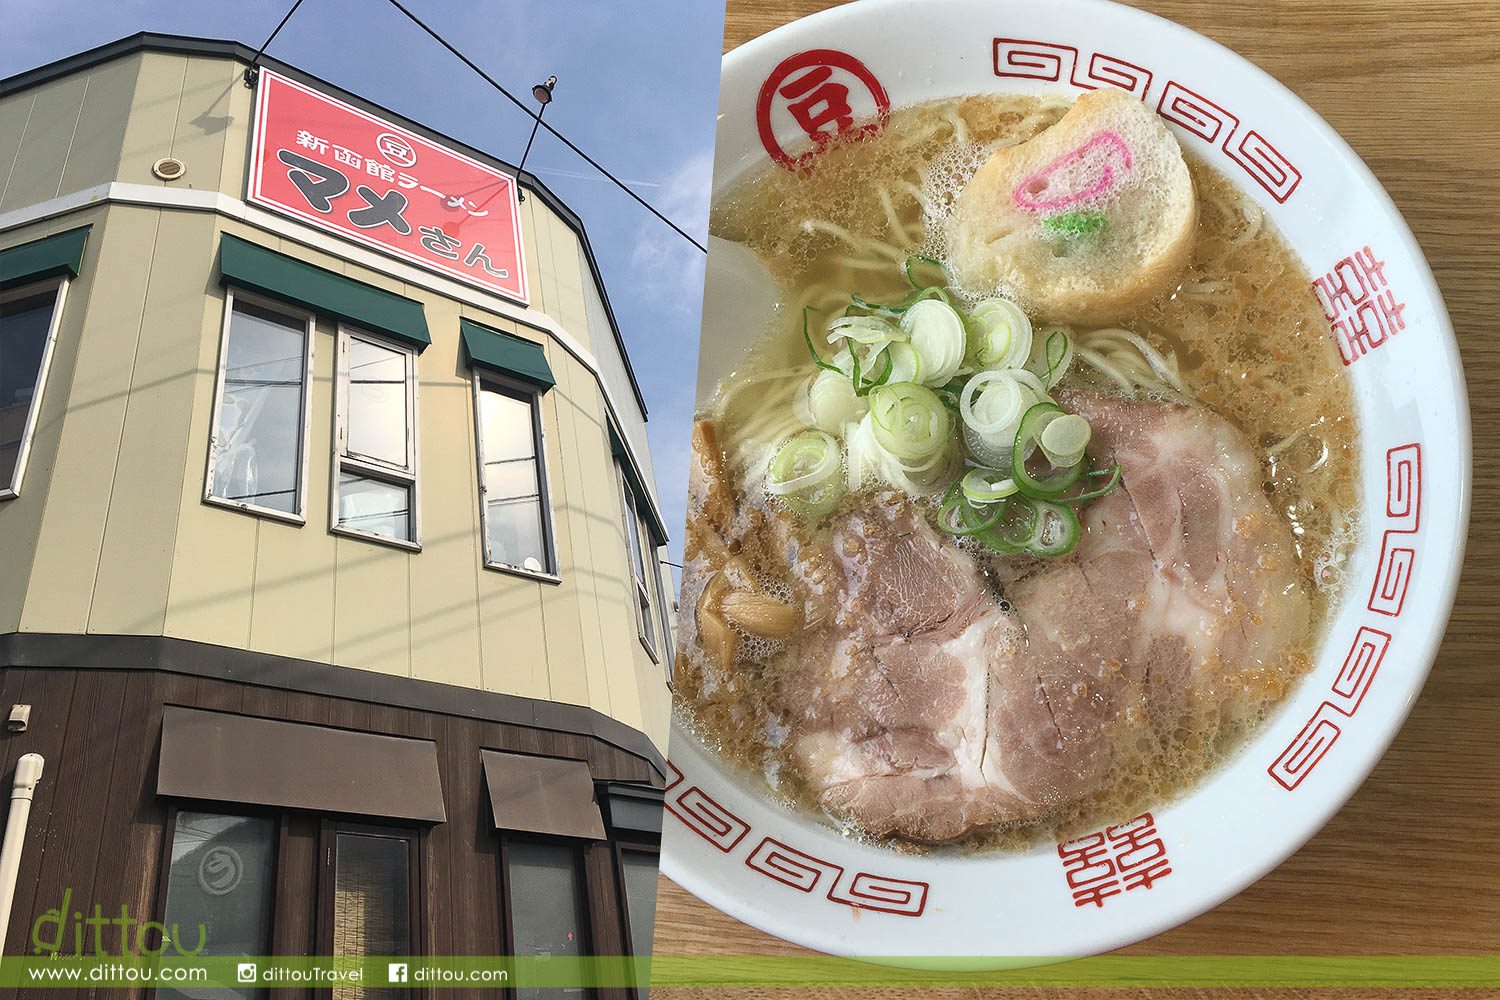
[151,156,186,181]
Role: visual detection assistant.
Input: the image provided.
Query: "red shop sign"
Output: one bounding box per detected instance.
[248,70,528,304]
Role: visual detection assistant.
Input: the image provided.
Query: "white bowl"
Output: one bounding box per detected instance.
[662,0,1470,961]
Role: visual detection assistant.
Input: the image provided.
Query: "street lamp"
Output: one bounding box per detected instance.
[516,75,556,202]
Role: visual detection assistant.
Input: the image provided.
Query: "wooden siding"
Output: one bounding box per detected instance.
[0,665,654,1000]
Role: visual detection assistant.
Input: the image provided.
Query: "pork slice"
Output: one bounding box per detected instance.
[1062,392,1311,698]
[741,389,1312,844]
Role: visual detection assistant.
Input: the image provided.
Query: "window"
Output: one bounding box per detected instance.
[158,810,276,1000]
[476,378,555,577]
[504,839,590,999]
[618,849,658,957]
[0,280,66,499]
[619,471,658,657]
[206,293,313,520]
[333,328,419,546]
[655,552,676,671]
[324,825,418,1000]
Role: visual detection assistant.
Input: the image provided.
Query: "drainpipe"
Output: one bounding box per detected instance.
[0,754,45,953]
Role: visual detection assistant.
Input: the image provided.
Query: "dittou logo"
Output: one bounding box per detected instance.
[756,49,890,170]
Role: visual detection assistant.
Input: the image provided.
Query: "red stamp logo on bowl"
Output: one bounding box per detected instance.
[757,49,890,170]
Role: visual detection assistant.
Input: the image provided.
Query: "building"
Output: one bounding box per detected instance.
[0,32,675,991]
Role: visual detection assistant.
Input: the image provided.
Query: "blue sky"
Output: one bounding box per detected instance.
[0,0,721,569]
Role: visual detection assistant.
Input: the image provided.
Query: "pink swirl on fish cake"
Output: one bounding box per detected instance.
[1013,130,1134,213]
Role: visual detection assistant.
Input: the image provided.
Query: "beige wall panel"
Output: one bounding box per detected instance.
[544,216,589,339]
[242,268,337,664]
[532,362,593,712]
[0,92,38,204]
[577,363,655,732]
[162,472,260,650]
[0,211,107,633]
[522,198,560,324]
[404,296,483,690]
[161,272,258,647]
[88,210,220,635]
[167,57,239,195]
[477,577,549,701]
[636,548,673,749]
[546,357,621,723]
[18,208,163,633]
[246,519,336,663]
[55,56,138,196]
[331,537,413,677]
[577,242,655,487]
[116,53,189,189]
[0,74,89,213]
[214,67,255,198]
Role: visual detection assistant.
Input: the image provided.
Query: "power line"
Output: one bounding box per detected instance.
[381,0,708,255]
[243,0,307,86]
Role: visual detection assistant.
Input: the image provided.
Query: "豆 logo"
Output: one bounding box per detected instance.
[376,132,418,168]
[756,48,890,170]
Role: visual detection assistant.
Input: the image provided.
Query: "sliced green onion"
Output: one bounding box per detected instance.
[849,344,894,397]
[1013,402,1084,498]
[1022,499,1081,556]
[960,371,1037,437]
[844,415,879,491]
[803,308,843,375]
[828,313,901,347]
[902,254,947,289]
[967,298,1034,371]
[959,369,1043,467]
[901,299,966,387]
[938,490,1005,537]
[807,369,867,433]
[883,341,923,385]
[781,478,844,519]
[1063,463,1123,504]
[1038,412,1091,468]
[961,467,1020,503]
[850,284,948,318]
[1029,327,1075,389]
[767,430,841,496]
[977,496,1041,553]
[868,382,951,462]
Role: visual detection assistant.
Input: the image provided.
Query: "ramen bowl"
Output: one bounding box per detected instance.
[661,0,1469,961]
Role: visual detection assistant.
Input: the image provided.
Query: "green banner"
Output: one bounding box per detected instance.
[3,955,1500,989]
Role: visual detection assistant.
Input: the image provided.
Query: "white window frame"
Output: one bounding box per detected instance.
[618,462,659,662]
[203,287,315,525]
[473,373,559,584]
[0,276,68,502]
[654,548,677,683]
[330,324,422,551]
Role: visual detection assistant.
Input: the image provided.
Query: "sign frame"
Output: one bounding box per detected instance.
[247,69,530,306]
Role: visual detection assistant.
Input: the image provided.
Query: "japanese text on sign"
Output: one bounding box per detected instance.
[248,70,528,303]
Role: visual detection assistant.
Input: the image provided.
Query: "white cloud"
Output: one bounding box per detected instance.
[629,146,712,320]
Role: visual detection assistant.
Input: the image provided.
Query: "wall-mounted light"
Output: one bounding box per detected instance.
[516,76,557,203]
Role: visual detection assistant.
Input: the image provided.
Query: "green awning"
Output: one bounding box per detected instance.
[610,423,667,546]
[218,234,429,350]
[0,226,91,291]
[460,319,556,391]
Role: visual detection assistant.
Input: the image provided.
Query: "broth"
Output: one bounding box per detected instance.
[679,95,1361,850]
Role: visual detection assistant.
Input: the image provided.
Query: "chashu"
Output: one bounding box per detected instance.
[783,392,1310,842]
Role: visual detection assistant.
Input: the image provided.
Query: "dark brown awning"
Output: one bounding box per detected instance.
[157,706,446,823]
[481,749,604,840]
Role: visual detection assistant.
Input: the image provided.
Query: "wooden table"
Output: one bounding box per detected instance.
[654,1,1500,996]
